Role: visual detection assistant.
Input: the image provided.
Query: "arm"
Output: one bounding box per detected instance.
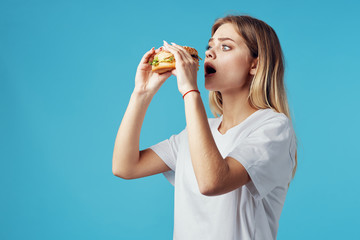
[183,93,250,196]
[112,46,172,178]
[162,41,250,196]
[112,90,152,177]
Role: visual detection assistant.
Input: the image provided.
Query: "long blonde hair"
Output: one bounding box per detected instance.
[208,15,298,183]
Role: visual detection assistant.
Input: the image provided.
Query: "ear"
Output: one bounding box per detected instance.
[249,57,258,76]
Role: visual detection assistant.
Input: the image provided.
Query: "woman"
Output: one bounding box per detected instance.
[112,14,298,240]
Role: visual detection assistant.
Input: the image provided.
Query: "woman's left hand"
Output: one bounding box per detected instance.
[163,40,199,95]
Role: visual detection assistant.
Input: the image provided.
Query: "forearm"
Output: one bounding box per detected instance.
[112,90,153,175]
[184,92,229,193]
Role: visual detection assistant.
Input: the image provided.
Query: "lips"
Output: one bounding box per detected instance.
[204,62,217,77]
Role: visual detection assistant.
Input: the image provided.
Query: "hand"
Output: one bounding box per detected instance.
[163,41,199,95]
[134,47,172,96]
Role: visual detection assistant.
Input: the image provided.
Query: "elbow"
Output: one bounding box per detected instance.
[112,167,132,180]
[200,188,215,197]
[112,157,129,179]
[199,182,216,196]
[196,172,219,196]
[112,168,120,177]
[112,161,120,177]
[200,189,211,196]
[112,168,121,177]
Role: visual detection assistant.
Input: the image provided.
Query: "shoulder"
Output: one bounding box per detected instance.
[167,126,188,144]
[249,108,295,139]
[259,108,289,123]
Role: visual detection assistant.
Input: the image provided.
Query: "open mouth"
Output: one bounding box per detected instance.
[205,63,217,77]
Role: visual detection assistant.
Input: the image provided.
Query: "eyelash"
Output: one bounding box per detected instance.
[205,44,231,51]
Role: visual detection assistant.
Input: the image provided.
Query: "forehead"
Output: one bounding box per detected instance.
[211,23,243,44]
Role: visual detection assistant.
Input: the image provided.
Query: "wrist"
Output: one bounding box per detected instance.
[180,86,199,96]
[182,89,200,99]
[132,88,154,102]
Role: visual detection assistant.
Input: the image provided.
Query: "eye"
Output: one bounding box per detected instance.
[221,44,231,50]
[205,44,231,51]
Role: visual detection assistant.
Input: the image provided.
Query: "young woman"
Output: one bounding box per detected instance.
[113,14,298,240]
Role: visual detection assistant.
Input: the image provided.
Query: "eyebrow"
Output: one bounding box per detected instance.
[208,37,236,43]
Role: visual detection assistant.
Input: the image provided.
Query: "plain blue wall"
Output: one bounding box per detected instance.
[1,0,359,239]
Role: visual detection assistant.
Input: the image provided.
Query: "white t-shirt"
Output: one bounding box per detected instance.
[150,108,296,240]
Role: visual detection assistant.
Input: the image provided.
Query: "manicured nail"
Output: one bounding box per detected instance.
[171,42,175,45]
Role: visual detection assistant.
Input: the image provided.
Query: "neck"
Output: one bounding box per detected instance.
[218,87,258,132]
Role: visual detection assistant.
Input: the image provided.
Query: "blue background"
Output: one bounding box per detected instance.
[1,0,359,239]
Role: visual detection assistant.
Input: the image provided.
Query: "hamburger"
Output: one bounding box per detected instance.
[149,46,202,73]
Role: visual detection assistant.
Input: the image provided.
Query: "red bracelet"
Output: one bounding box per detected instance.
[182,89,200,99]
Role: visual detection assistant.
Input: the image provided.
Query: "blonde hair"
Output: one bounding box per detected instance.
[208,15,298,183]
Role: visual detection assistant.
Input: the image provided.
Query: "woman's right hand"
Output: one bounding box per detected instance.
[134,47,172,96]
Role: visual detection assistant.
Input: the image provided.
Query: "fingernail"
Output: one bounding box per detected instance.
[163,40,168,45]
[171,42,175,45]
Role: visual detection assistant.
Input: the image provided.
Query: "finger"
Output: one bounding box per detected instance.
[171,42,199,70]
[155,46,164,54]
[141,47,155,64]
[158,71,172,82]
[170,42,193,62]
[163,41,185,63]
[148,47,164,63]
[171,45,190,63]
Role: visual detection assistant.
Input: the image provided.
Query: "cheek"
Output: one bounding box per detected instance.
[205,54,251,90]
[221,59,249,83]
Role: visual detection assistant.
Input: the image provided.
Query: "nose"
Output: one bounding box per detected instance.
[205,49,215,59]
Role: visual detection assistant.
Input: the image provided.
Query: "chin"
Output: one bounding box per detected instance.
[205,80,216,91]
[205,82,222,92]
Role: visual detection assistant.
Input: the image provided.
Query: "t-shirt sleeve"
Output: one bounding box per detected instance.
[149,129,185,186]
[226,116,295,200]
